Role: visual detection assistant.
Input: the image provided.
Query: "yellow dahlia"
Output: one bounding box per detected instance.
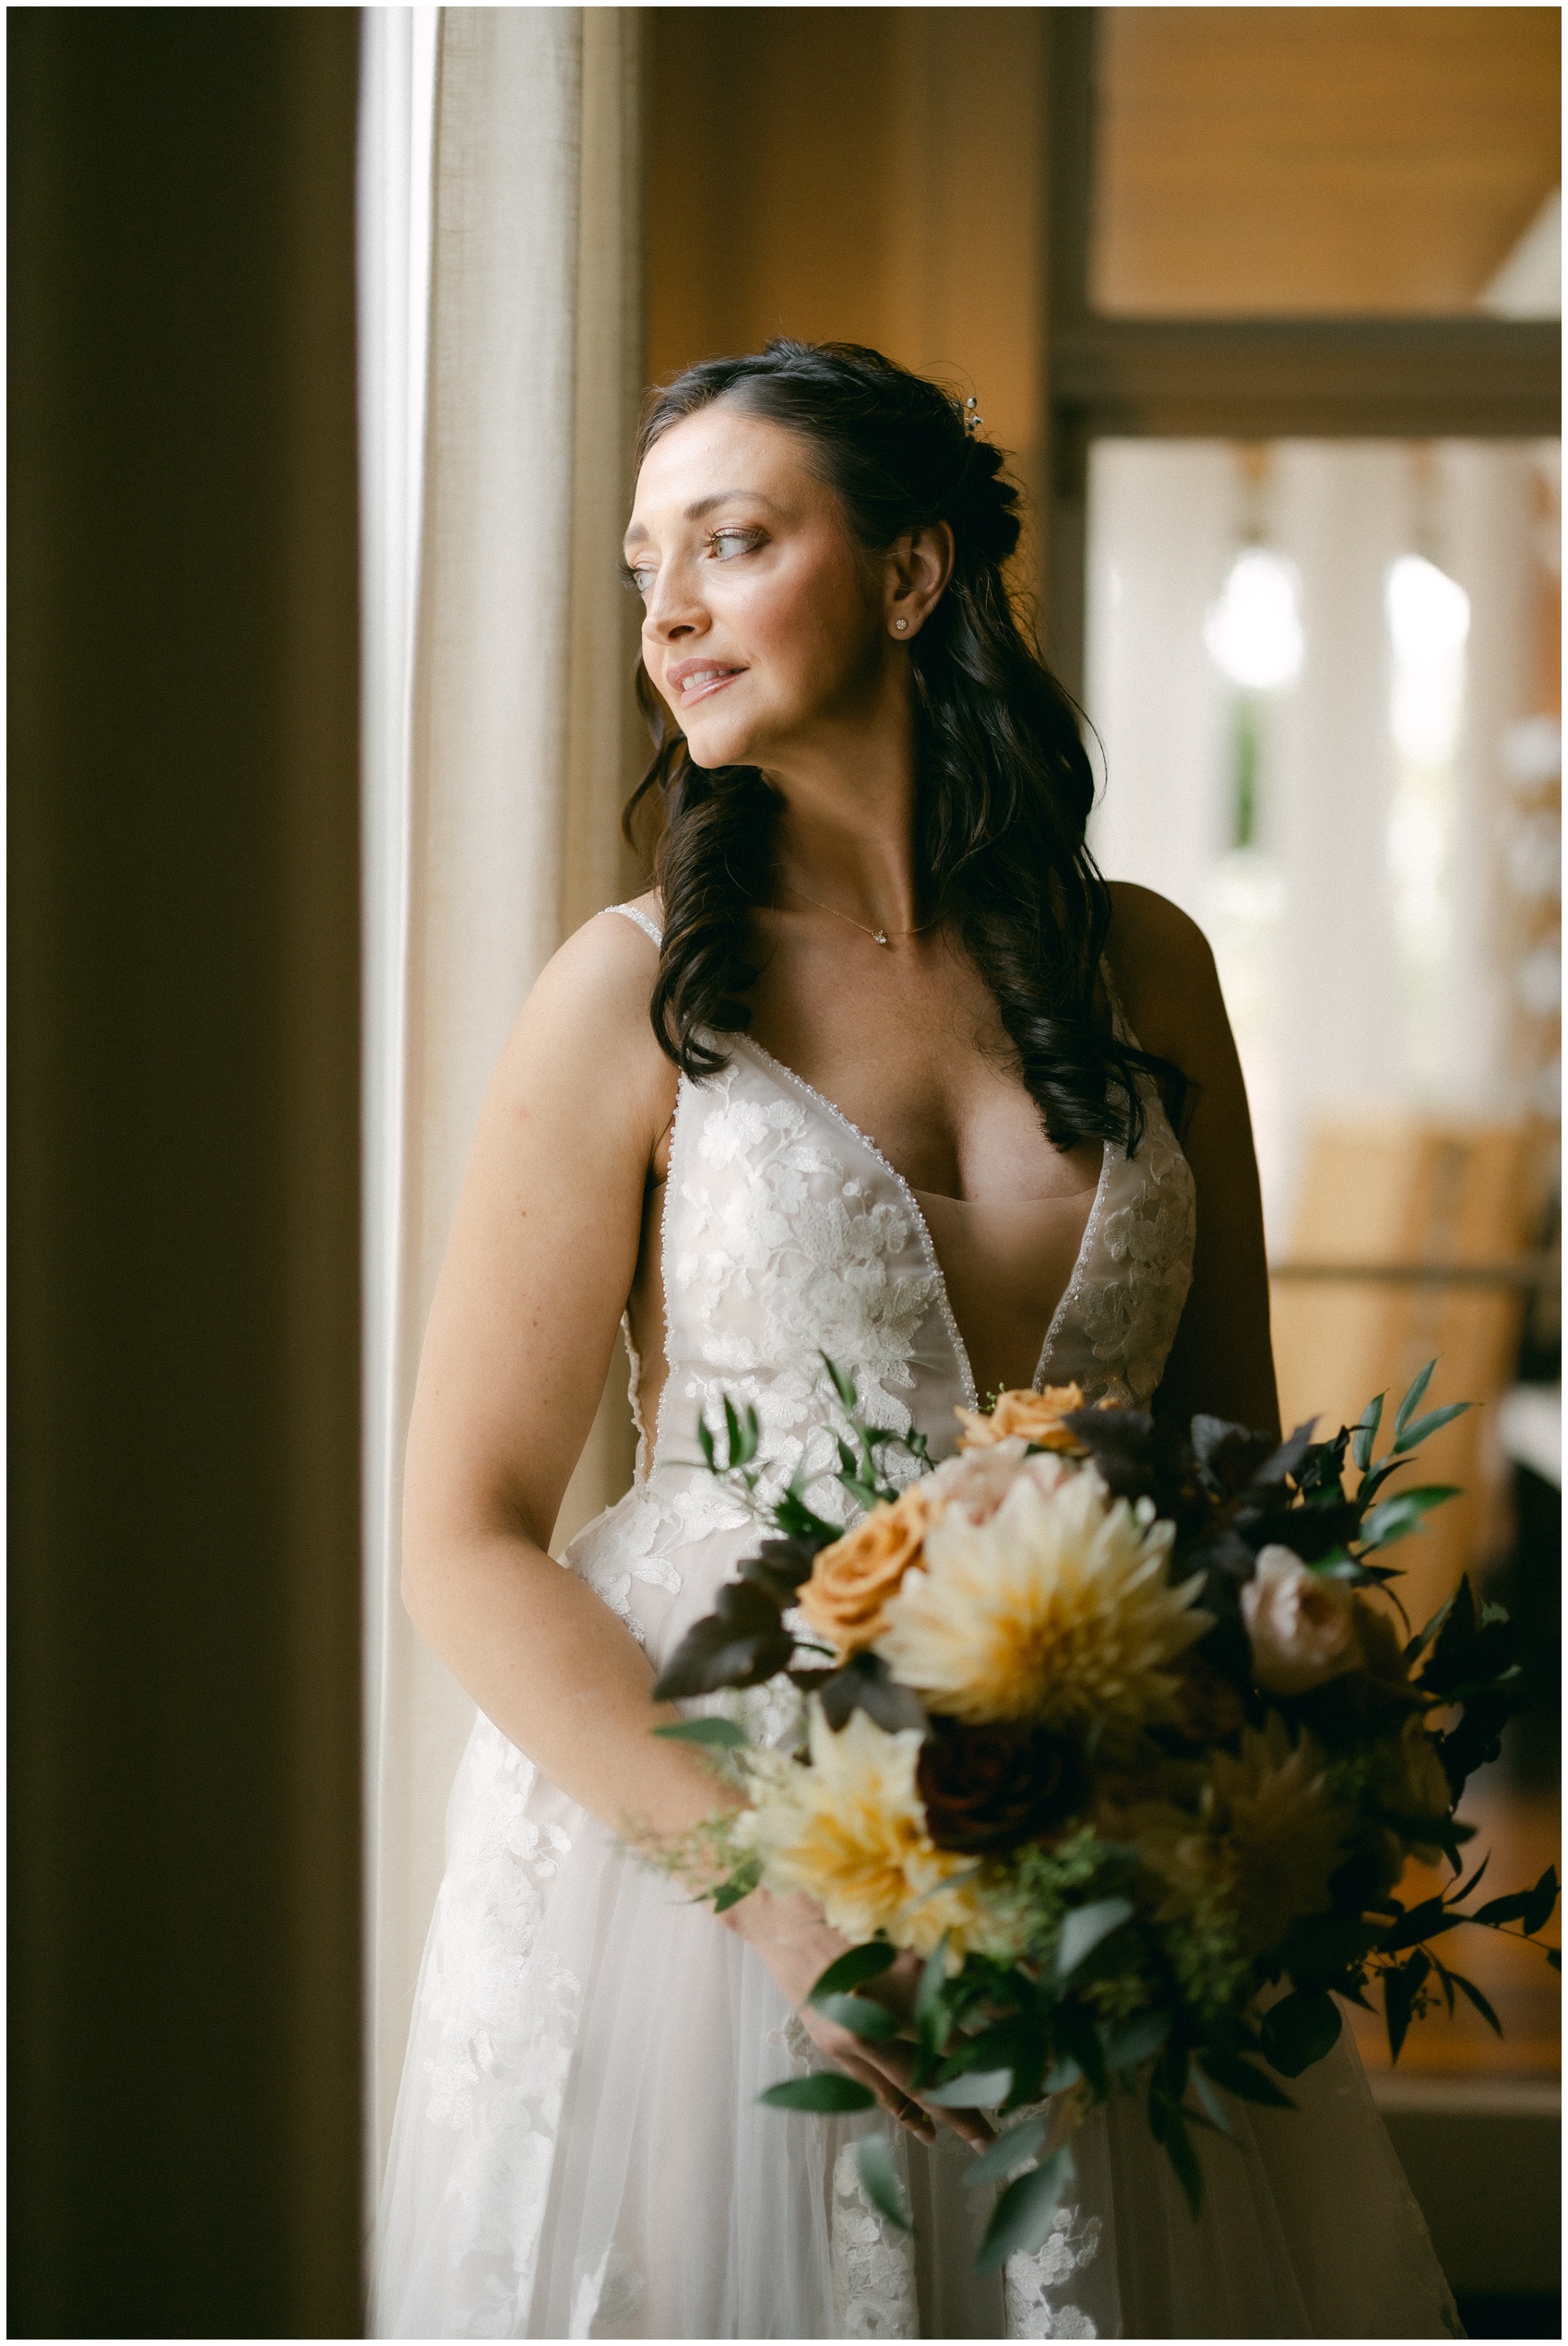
[873,1470,1211,1729]
[1206,1713,1353,1951]
[749,1704,1002,1959]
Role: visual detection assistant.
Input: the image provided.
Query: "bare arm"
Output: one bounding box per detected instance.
[398,910,736,1837]
[1105,883,1280,1437]
[401,908,990,2147]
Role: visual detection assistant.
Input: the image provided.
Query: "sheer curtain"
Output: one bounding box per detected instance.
[358,5,644,2201]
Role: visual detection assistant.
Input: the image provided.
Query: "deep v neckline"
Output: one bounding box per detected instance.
[728,1035,1112,1408]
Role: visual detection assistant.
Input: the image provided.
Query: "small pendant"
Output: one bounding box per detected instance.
[874,931,890,947]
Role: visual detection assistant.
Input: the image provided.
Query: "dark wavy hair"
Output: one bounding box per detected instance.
[623,338,1184,1153]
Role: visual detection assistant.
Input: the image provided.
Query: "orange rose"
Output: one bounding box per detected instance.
[955,1384,1088,1454]
[797,1488,931,1653]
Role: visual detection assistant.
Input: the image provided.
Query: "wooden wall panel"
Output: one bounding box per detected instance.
[647,7,1050,589]
[1096,7,1561,316]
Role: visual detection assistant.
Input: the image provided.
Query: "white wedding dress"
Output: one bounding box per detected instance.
[374,902,1460,2340]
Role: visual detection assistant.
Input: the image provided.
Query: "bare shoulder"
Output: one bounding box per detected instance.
[490,901,674,1149]
[1103,881,1227,1075]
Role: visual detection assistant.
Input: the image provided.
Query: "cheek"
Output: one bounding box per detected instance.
[735,558,878,686]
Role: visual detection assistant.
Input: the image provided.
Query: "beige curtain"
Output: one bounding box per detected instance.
[361,4,644,2198]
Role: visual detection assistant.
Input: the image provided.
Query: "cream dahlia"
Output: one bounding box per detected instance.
[748,1704,1001,1959]
[873,1469,1211,1730]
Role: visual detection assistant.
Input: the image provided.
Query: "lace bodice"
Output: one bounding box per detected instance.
[611,900,1194,1499]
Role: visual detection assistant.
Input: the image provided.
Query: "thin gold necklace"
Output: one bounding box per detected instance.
[780,879,938,949]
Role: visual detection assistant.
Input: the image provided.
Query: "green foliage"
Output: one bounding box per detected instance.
[979,2149,1075,2270]
[651,1716,749,1750]
[811,1993,900,2042]
[809,1941,897,1999]
[922,2067,1015,2108]
[757,2074,876,2114]
[963,2114,1049,2192]
[855,2135,913,2233]
[1054,1897,1134,1983]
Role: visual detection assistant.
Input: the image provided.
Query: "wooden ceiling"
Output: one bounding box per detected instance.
[1094,7,1561,315]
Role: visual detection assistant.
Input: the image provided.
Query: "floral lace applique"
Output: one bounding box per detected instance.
[666,1065,942,1498]
[569,2243,646,2338]
[566,1483,701,1644]
[1004,2203,1104,2340]
[1041,1090,1195,1409]
[830,2138,919,2339]
[765,2007,818,2068]
[417,1718,584,2331]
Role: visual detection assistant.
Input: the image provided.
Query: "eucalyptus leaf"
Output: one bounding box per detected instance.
[712,1860,762,1913]
[1161,2108,1204,2219]
[758,2074,876,2114]
[1055,1897,1134,1983]
[1258,1990,1341,2078]
[1196,2047,1295,2109]
[812,1993,899,2042]
[1351,1391,1385,1474]
[915,1935,949,2050]
[651,1717,749,1749]
[1449,1971,1503,2034]
[809,1942,897,2000]
[1394,1401,1471,1453]
[855,2134,913,2234]
[1190,2066,1235,2139]
[962,2114,1049,2191]
[978,2149,1075,2271]
[1522,1864,1560,1937]
[1100,2010,1170,2072]
[1360,1485,1461,1549]
[1392,1361,1436,1447]
[921,2068,1014,2109]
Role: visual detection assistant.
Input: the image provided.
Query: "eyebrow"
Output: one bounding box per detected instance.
[623,489,781,552]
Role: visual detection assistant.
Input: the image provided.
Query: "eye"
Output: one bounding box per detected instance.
[708,527,763,562]
[620,559,655,597]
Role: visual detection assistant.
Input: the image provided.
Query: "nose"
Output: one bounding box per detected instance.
[643,554,707,645]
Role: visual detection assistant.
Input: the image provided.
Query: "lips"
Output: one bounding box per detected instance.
[667,661,744,707]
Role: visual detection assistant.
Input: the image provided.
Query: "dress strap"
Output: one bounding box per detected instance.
[606,900,663,949]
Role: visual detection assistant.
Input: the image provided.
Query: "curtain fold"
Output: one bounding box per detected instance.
[360,4,644,2202]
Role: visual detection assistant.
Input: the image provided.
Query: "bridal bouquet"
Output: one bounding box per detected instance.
[646,1364,1559,2266]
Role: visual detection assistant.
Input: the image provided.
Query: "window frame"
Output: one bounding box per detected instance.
[1040,10,1561,699]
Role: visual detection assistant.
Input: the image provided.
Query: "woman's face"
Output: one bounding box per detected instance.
[624,405,897,773]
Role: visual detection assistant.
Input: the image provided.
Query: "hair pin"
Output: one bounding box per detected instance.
[963,394,984,438]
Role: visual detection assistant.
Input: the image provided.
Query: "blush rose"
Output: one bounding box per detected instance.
[1241,1545,1366,1697]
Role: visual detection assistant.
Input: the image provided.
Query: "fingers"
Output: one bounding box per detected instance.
[802,2012,995,2151]
[854,2041,995,2152]
[837,2052,936,2144]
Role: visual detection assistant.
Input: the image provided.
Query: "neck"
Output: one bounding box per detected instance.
[762,677,921,935]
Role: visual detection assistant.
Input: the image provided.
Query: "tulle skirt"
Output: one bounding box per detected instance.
[373,1495,1462,2340]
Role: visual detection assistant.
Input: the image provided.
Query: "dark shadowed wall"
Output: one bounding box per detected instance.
[647,7,1052,597]
[10,9,363,2334]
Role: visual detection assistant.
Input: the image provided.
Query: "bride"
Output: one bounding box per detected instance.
[374,340,1457,2339]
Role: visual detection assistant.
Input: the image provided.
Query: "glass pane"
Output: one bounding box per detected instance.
[1086,437,1561,2083]
[1091,9,1561,316]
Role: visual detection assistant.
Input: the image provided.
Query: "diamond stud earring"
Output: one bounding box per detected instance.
[894,618,908,632]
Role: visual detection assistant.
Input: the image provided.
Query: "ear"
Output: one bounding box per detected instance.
[885,521,955,641]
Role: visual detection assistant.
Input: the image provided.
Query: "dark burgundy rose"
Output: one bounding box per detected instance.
[916,1717,1087,1855]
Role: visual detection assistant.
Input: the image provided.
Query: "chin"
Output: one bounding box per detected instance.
[681,718,765,772]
